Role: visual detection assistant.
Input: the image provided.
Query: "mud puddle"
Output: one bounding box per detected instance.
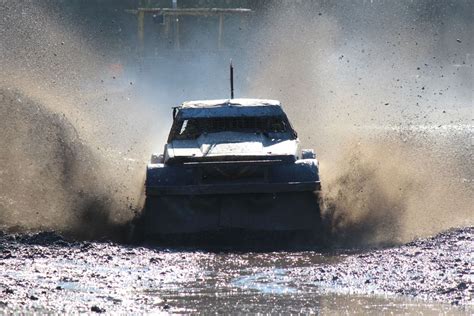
[0,228,472,314]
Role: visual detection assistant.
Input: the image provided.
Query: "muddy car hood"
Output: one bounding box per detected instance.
[167,132,298,160]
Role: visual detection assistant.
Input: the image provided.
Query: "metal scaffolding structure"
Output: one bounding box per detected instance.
[126,7,252,51]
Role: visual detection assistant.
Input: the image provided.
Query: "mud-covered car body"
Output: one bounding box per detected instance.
[148,99,320,194]
[142,99,321,235]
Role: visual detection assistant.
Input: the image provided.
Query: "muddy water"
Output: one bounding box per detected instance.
[1,228,472,314]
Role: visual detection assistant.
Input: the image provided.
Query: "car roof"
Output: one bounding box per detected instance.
[180,98,281,108]
[176,98,285,119]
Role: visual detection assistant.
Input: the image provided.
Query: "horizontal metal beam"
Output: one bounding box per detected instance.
[147,181,321,196]
[126,8,252,16]
[165,155,295,165]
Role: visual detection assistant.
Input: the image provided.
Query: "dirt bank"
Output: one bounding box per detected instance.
[295,227,473,306]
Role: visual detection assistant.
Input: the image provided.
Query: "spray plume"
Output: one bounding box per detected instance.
[0,0,472,245]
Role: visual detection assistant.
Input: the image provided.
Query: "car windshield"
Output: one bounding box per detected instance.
[170,116,290,140]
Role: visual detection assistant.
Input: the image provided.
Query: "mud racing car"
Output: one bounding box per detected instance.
[137,98,322,241]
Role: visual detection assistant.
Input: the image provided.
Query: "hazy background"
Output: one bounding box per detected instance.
[0,0,472,244]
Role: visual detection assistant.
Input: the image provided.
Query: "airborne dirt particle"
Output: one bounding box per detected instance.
[91,305,106,313]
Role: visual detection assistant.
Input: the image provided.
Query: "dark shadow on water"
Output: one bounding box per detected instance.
[133,229,329,253]
[0,222,399,255]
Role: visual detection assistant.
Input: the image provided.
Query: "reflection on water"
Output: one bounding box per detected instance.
[153,250,467,314]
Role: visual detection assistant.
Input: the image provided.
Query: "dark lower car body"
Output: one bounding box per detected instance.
[133,191,323,249]
[131,157,323,247]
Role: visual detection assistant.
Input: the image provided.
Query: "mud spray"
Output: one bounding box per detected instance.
[0,1,472,246]
[0,1,156,240]
[248,1,473,246]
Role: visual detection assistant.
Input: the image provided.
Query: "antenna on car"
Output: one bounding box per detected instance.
[230,59,234,99]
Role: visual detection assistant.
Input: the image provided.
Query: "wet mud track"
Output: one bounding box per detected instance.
[0,228,472,314]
